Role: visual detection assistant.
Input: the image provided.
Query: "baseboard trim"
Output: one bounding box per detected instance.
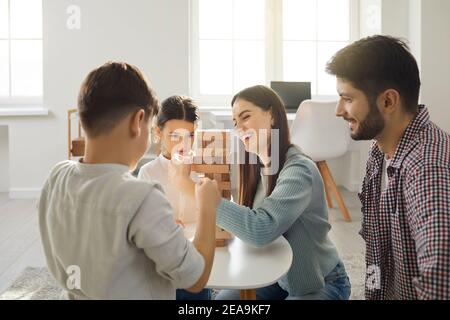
[9,188,41,199]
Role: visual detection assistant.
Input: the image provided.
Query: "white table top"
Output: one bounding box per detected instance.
[207,236,293,290]
[184,224,293,290]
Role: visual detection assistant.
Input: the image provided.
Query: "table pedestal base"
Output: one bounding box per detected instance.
[240,289,256,300]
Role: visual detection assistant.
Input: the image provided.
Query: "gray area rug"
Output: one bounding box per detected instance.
[0,267,67,300]
[0,253,365,300]
[341,253,365,300]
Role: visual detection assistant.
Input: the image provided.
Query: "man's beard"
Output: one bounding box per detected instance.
[351,102,385,141]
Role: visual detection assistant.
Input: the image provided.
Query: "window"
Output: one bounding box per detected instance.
[192,0,266,103]
[0,0,43,105]
[191,0,359,105]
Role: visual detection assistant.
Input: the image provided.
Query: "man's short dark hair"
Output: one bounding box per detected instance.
[326,35,421,113]
[78,62,159,137]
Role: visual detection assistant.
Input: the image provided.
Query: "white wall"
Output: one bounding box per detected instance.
[0,126,9,192]
[381,0,450,135]
[420,0,450,133]
[0,0,190,198]
[408,0,422,65]
[381,0,410,39]
[360,0,382,37]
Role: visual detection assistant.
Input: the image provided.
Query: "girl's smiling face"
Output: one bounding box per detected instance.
[156,119,195,159]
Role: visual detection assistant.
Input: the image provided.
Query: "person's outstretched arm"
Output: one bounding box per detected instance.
[128,179,220,293]
[216,157,315,247]
[187,178,220,293]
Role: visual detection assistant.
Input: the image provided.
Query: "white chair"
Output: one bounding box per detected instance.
[290,100,351,222]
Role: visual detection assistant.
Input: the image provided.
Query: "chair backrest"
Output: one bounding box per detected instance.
[290,100,350,161]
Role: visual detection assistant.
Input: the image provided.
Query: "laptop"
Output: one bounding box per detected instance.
[270,81,311,113]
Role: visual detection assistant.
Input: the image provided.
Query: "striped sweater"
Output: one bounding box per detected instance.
[216,146,342,296]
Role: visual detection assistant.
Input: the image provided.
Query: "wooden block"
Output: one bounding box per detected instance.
[216,227,232,239]
[202,136,229,144]
[222,173,231,181]
[195,175,230,191]
[203,138,229,146]
[193,154,225,165]
[192,164,230,174]
[215,226,232,247]
[211,148,230,156]
[196,131,231,155]
[195,148,230,165]
[202,141,228,152]
[215,239,228,247]
[198,147,230,156]
[199,131,231,151]
[201,141,210,149]
[218,181,231,190]
[192,155,203,164]
[222,190,232,200]
[209,156,225,165]
[199,130,231,141]
[71,137,85,157]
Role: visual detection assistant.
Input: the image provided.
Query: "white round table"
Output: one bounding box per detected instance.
[184,223,293,300]
[206,236,293,299]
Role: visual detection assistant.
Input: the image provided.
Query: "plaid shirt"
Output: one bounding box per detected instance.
[359,105,450,300]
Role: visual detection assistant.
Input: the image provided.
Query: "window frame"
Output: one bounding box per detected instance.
[0,0,43,107]
[190,0,360,106]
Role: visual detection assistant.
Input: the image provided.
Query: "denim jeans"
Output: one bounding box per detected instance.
[176,288,212,300]
[215,261,351,300]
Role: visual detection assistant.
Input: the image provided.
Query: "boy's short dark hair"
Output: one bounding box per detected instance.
[78,62,159,137]
[326,35,421,113]
[157,95,199,128]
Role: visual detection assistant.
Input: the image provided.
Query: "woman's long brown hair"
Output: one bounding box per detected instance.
[232,85,293,208]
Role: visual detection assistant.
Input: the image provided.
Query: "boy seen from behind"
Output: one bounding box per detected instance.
[38,62,220,299]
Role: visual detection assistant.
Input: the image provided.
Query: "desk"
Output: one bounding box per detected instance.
[184,224,293,300]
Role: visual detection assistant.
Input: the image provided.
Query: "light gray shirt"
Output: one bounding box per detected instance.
[38,160,204,300]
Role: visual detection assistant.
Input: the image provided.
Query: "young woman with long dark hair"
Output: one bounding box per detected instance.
[215,85,351,300]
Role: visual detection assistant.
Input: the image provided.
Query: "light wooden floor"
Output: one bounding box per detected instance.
[327,188,365,257]
[0,189,364,295]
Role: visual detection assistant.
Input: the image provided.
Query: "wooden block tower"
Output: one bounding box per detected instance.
[192,130,233,247]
